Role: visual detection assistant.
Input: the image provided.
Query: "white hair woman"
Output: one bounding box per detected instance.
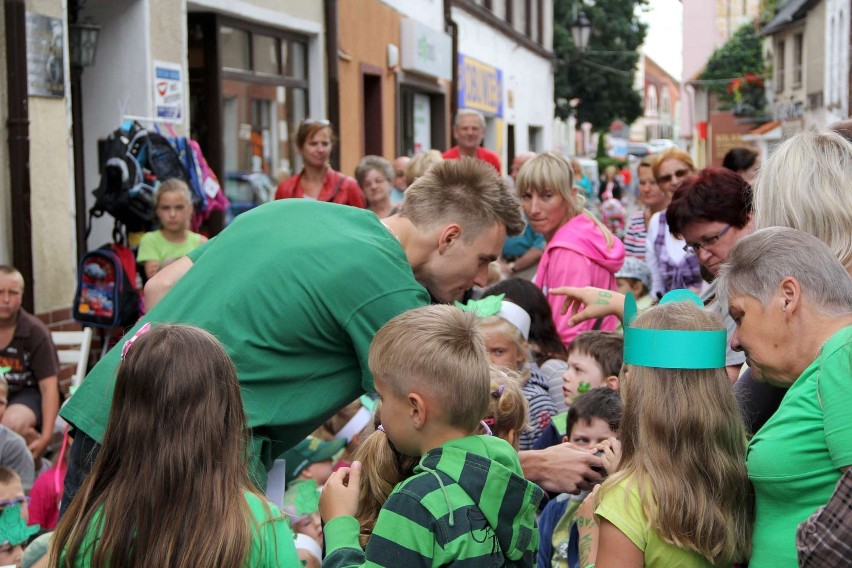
[717,227,852,568]
[355,156,395,219]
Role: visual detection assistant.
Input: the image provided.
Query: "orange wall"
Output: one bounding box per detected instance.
[337,0,401,176]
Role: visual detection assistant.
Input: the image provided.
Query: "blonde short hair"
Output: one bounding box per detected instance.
[652,148,695,179]
[155,178,194,209]
[0,266,24,289]
[481,367,528,448]
[752,130,852,270]
[405,150,443,186]
[400,158,525,240]
[515,152,583,218]
[368,305,490,433]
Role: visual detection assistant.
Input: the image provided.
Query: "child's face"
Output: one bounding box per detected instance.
[156,191,192,232]
[0,480,27,524]
[616,277,644,299]
[0,542,22,567]
[568,418,618,449]
[563,351,606,405]
[302,460,335,488]
[292,511,323,547]
[482,329,526,370]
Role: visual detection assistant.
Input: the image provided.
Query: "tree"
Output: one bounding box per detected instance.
[554,0,648,132]
[699,23,766,116]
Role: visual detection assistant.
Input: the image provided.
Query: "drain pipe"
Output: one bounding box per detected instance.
[324,0,341,170]
[5,0,34,311]
[444,0,458,149]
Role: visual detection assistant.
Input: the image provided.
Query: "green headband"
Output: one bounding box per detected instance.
[623,289,727,369]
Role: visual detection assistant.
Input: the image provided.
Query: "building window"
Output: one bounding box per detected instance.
[528,125,543,151]
[661,89,671,116]
[646,85,658,116]
[793,33,803,86]
[776,40,785,92]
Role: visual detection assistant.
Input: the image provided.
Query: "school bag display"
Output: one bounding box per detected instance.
[73,243,141,329]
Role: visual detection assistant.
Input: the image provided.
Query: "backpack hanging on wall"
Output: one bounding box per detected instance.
[72,242,141,329]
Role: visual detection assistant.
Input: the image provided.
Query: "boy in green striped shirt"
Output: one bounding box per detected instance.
[320,305,544,567]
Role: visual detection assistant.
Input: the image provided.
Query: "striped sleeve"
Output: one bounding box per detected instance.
[622,211,647,260]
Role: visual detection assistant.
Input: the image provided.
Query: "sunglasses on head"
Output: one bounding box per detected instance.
[657,168,691,184]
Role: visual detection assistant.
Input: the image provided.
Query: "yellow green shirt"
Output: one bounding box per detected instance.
[136,229,205,263]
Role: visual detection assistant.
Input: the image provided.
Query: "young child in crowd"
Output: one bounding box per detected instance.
[0,465,38,568]
[482,278,569,412]
[50,323,299,567]
[537,388,623,568]
[577,294,753,567]
[0,377,35,491]
[136,179,207,280]
[282,478,324,568]
[600,195,626,238]
[615,256,653,312]
[561,331,623,407]
[320,305,543,567]
[317,396,375,469]
[459,295,558,450]
[282,435,345,488]
[479,367,529,450]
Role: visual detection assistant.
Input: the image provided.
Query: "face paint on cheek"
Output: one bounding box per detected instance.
[577,381,591,394]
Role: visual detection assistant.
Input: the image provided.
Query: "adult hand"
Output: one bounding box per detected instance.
[520,443,603,494]
[594,437,622,475]
[28,435,49,461]
[319,461,362,522]
[548,286,625,326]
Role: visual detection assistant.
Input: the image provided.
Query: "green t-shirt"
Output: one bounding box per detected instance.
[136,229,205,262]
[61,491,299,566]
[746,325,852,568]
[596,477,726,568]
[61,200,430,479]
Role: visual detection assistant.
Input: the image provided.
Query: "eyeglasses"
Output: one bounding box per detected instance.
[683,224,732,254]
[657,168,691,184]
[0,496,30,509]
[301,118,330,127]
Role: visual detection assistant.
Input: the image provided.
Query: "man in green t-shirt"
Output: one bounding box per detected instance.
[61,159,530,506]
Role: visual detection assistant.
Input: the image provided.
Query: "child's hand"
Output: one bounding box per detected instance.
[594,437,622,475]
[319,461,362,522]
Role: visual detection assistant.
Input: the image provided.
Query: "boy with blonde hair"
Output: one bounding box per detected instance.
[320,305,543,567]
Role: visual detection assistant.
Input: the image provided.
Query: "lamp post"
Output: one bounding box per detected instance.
[570,9,591,53]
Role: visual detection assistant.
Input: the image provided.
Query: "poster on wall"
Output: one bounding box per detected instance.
[154,61,183,122]
[25,12,65,98]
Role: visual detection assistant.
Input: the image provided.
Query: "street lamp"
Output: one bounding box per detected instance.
[69,22,100,67]
[571,10,591,53]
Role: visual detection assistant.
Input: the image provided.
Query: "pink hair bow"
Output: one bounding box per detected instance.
[121,322,152,360]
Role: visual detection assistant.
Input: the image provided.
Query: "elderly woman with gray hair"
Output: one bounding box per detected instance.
[717,227,852,568]
[355,155,395,219]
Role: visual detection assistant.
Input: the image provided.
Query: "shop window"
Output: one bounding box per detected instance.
[253,34,280,75]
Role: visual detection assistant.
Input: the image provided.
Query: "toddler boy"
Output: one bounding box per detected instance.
[282,436,346,488]
[320,305,543,567]
[537,388,622,568]
[0,465,39,567]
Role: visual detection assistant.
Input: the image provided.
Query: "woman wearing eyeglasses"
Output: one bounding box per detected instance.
[644,148,701,298]
[275,120,365,208]
[667,167,755,384]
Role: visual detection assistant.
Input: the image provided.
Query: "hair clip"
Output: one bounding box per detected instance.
[491,384,505,398]
[376,424,385,432]
[480,420,493,436]
[120,322,152,361]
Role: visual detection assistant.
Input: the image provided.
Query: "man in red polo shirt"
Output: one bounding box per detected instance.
[442,109,502,174]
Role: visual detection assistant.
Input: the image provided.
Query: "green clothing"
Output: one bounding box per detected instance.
[61,200,430,479]
[747,325,852,567]
[60,491,299,566]
[136,229,204,262]
[596,477,725,568]
[324,435,544,567]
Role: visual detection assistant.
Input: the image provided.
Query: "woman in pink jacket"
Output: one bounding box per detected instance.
[516,152,625,346]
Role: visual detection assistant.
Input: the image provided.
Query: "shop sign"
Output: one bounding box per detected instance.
[25,12,64,98]
[457,54,503,118]
[400,19,452,80]
[154,61,183,122]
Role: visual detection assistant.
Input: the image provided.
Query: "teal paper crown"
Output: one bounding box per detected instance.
[623,289,727,369]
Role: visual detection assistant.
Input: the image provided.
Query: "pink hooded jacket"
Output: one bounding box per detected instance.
[535,213,625,346]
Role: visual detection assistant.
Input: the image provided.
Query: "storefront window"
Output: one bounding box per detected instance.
[221,27,250,71]
[253,34,280,75]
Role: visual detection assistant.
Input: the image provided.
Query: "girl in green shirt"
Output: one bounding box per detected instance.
[50,324,298,567]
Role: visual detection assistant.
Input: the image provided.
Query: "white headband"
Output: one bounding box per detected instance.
[334,406,372,442]
[294,533,322,562]
[499,301,531,340]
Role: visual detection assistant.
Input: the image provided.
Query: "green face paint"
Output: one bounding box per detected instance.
[577,381,591,394]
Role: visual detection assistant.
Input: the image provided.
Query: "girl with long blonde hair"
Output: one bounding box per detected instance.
[516,152,625,347]
[578,300,753,567]
[50,324,298,567]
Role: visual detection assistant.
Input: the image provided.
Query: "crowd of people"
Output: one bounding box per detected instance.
[0,108,850,568]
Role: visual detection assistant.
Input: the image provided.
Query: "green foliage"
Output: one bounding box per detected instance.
[596,156,627,172]
[699,23,767,115]
[554,0,648,133]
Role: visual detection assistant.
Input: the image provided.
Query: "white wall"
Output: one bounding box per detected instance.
[825,0,850,124]
[381,0,444,30]
[453,9,554,161]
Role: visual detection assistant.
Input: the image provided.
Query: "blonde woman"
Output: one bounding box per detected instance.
[516,152,625,346]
